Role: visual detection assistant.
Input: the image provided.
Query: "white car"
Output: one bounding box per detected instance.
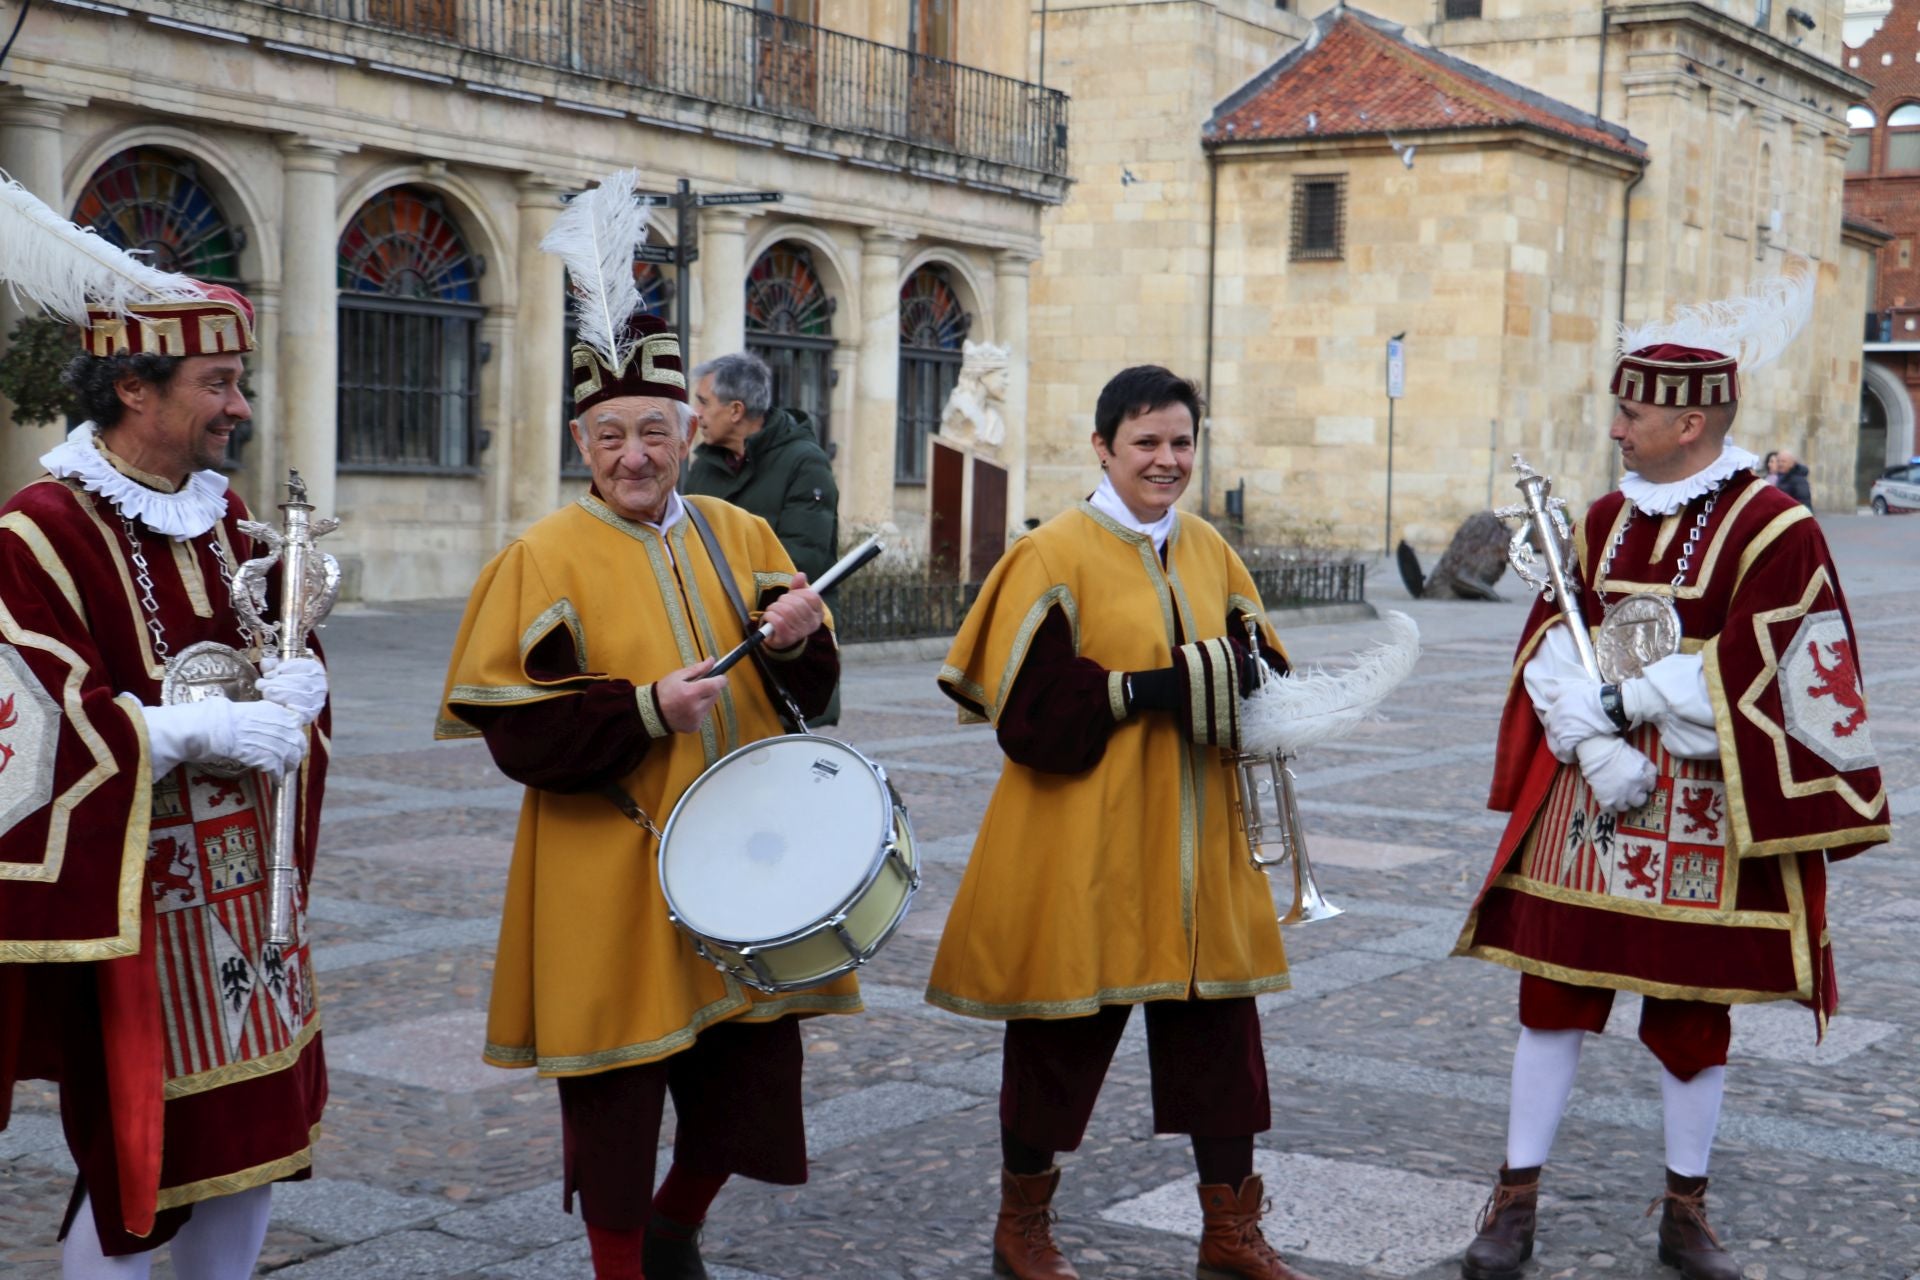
[1869,463,1920,515]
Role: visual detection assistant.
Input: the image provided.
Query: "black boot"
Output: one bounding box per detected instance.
[643,1212,712,1280]
[1461,1165,1538,1280]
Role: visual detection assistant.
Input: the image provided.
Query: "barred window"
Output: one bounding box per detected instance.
[896,266,971,484]
[1443,0,1481,18]
[1291,176,1346,261]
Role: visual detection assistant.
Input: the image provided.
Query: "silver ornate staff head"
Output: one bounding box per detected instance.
[1493,454,1575,604]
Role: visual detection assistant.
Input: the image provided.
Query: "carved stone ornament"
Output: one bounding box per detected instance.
[938,340,1012,452]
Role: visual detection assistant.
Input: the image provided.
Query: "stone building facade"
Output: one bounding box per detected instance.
[0,0,1063,599]
[1842,0,1920,495]
[1028,0,1875,545]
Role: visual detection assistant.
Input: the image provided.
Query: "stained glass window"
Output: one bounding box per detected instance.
[72,147,243,283]
[337,186,480,302]
[746,243,837,450]
[336,187,483,472]
[897,266,971,483]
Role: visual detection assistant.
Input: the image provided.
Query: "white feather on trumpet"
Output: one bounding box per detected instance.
[1617,265,1814,373]
[539,168,649,373]
[1239,610,1422,758]
[0,172,206,325]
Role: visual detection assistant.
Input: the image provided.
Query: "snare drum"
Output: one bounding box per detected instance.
[658,735,918,993]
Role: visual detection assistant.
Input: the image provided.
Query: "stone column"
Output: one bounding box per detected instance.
[993,249,1036,528]
[277,138,354,519]
[0,89,84,496]
[696,209,750,363]
[851,228,908,528]
[512,175,570,525]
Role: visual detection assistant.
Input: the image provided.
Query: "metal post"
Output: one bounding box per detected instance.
[674,177,693,366]
[1384,396,1396,559]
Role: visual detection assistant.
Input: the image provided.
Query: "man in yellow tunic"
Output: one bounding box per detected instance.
[437,310,856,1280]
[928,367,1317,1280]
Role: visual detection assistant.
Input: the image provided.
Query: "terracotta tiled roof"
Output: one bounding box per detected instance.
[1205,7,1645,161]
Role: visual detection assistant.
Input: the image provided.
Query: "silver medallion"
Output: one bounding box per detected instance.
[1595,593,1683,684]
[159,640,262,778]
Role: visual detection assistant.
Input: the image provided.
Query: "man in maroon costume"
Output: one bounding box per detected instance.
[0,284,332,1278]
[1452,276,1891,1280]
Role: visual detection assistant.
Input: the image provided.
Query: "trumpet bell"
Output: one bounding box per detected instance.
[1280,875,1344,926]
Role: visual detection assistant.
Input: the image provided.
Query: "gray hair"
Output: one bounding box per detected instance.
[693,351,773,421]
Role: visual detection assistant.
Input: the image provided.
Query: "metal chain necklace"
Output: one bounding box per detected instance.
[1594,481,1724,611]
[119,517,255,662]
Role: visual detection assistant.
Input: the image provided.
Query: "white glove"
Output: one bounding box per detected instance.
[1619,653,1719,760]
[138,699,309,777]
[1574,734,1657,813]
[1542,682,1617,762]
[258,656,329,724]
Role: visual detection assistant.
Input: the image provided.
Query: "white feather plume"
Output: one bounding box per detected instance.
[1240,611,1422,757]
[540,168,648,372]
[0,172,206,324]
[1617,265,1815,373]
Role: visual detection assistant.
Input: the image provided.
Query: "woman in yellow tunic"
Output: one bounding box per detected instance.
[928,366,1317,1280]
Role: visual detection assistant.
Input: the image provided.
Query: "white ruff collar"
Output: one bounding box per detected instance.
[40,424,229,540]
[1617,439,1759,517]
[1089,475,1178,551]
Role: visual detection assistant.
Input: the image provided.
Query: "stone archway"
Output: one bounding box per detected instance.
[1860,358,1917,501]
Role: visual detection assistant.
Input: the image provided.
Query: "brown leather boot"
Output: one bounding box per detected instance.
[1460,1165,1539,1280]
[1649,1170,1741,1280]
[1195,1175,1320,1280]
[992,1166,1079,1279]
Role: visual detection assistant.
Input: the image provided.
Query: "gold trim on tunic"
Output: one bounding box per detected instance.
[154,1122,322,1211]
[164,1013,324,1099]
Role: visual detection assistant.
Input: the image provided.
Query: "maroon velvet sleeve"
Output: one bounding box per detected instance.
[756,584,840,721]
[995,606,1122,775]
[459,628,655,793]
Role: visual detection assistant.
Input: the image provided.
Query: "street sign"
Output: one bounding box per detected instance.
[1386,337,1406,400]
[630,194,676,207]
[635,244,694,265]
[696,191,784,207]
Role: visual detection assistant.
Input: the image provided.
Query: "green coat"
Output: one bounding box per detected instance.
[685,407,839,581]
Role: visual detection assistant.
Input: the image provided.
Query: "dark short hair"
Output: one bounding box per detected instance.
[1093,365,1204,447]
[61,351,184,428]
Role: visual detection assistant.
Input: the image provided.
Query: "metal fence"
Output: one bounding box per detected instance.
[829,557,1366,644]
[253,0,1070,177]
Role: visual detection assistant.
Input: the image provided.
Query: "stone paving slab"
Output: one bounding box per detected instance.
[267,1228,512,1278]
[325,1009,500,1094]
[270,1177,450,1245]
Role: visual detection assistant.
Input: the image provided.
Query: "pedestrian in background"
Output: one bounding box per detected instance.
[1774,448,1813,507]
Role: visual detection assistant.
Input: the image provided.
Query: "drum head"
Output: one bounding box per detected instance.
[660,737,891,944]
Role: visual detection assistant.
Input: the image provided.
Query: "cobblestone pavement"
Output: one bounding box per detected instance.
[3,517,1916,1280]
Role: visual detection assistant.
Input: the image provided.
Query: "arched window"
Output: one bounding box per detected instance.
[895,265,971,483]
[336,186,484,472]
[72,147,245,284]
[1846,105,1876,173]
[1888,102,1920,170]
[561,249,675,474]
[745,243,836,450]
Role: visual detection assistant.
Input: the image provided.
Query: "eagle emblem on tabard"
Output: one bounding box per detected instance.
[1779,610,1875,773]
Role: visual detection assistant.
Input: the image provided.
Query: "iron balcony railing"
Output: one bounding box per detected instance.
[253,0,1070,178]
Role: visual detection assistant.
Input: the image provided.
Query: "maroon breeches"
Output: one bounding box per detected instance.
[555,1018,807,1230]
[1520,974,1731,1080]
[1000,997,1271,1153]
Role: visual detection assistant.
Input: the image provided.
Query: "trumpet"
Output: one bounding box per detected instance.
[1230,616,1343,926]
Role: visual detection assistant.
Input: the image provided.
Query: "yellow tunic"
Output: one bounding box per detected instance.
[926,501,1291,1020]
[437,494,860,1077]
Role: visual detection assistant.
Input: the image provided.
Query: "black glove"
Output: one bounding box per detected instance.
[1124,667,1180,713]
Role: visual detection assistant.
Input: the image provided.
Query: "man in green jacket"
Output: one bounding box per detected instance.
[687,351,842,723]
[686,352,839,581]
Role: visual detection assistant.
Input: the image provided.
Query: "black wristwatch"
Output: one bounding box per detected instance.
[1598,683,1630,732]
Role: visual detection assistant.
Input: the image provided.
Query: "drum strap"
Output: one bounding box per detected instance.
[683,499,810,734]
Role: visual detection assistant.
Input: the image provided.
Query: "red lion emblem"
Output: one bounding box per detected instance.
[1676,786,1723,841]
[1622,843,1660,896]
[149,837,198,907]
[0,692,16,775]
[1806,638,1867,738]
[195,774,246,810]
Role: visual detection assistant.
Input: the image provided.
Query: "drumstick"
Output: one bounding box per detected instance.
[707,536,885,677]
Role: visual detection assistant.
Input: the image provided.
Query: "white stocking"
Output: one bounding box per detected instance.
[168,1185,274,1280]
[1660,1065,1725,1178]
[1505,1027,1586,1169]
[60,1196,154,1280]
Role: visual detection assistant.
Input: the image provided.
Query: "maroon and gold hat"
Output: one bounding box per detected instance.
[1609,342,1737,409]
[82,282,256,358]
[570,312,686,417]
